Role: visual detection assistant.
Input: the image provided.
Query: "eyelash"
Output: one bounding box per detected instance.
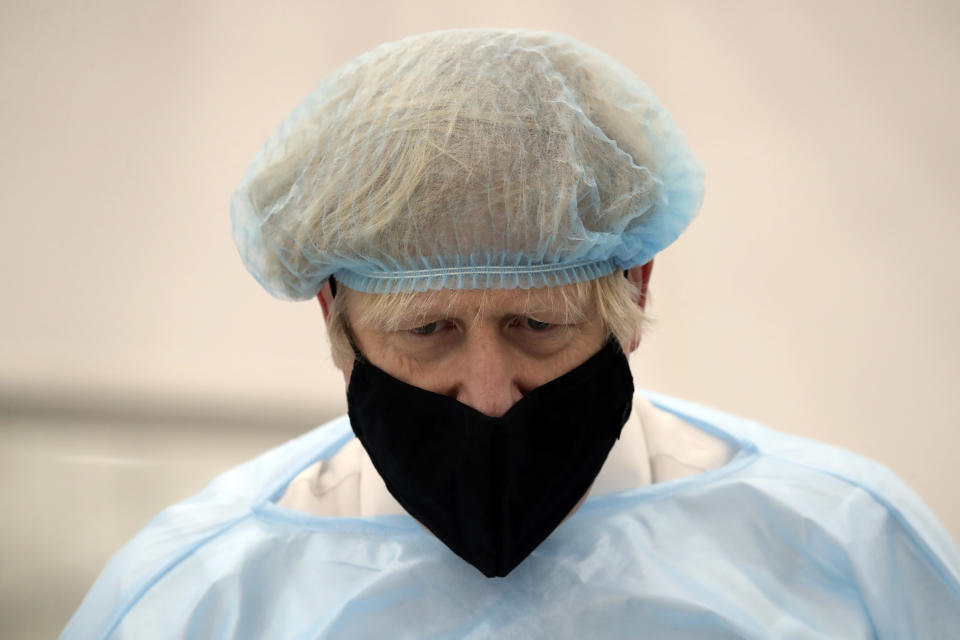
[522,318,553,331]
[411,321,441,335]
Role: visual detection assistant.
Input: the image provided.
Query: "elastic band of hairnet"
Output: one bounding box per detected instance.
[334,259,620,294]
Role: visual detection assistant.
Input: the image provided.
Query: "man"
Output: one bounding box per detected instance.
[64,30,960,638]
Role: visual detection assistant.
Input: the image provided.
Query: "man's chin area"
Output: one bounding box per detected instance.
[410,485,593,537]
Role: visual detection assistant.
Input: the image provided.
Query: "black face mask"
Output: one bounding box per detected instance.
[346,338,635,578]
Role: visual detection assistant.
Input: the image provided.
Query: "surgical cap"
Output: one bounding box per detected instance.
[231,29,705,299]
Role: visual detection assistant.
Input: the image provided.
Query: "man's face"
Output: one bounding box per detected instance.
[340,285,608,417]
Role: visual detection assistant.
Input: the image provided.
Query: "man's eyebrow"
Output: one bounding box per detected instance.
[357,297,457,330]
[481,293,592,322]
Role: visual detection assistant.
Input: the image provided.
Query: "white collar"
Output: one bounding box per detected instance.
[278,394,734,518]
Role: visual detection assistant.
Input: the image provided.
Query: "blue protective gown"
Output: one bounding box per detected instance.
[62,391,960,639]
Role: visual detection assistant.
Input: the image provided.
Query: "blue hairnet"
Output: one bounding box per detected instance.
[231,29,705,299]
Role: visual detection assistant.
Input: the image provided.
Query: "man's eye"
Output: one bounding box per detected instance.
[525,318,553,331]
[410,321,439,335]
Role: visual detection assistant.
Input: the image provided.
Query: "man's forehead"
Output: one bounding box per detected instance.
[348,284,593,326]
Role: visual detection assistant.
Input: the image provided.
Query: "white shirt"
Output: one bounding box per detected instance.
[278,394,734,518]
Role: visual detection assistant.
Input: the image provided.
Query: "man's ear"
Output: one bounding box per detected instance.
[626,260,654,310]
[317,281,335,323]
[624,261,653,353]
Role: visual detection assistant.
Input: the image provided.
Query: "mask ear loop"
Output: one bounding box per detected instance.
[328,275,338,298]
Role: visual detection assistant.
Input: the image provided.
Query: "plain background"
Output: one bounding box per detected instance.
[1,1,958,636]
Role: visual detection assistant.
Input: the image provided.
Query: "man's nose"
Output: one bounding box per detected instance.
[453,335,524,418]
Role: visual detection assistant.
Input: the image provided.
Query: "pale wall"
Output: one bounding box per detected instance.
[1,1,958,631]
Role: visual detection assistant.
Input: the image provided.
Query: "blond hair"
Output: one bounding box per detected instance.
[232,30,703,301]
[325,272,648,367]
